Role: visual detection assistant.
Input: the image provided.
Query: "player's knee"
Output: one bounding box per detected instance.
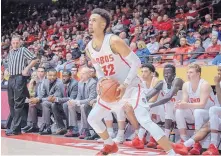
[193,109,203,119]
[209,106,218,117]
[175,109,185,119]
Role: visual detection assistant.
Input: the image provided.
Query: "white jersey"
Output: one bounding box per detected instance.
[87,34,141,87]
[186,79,215,110]
[159,78,182,104]
[142,77,157,94]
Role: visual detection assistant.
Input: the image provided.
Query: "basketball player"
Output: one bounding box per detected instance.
[173,65,221,155]
[174,63,216,155]
[86,8,176,155]
[149,64,183,149]
[130,63,164,149]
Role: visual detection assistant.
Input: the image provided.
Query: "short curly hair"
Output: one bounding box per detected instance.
[92,8,111,32]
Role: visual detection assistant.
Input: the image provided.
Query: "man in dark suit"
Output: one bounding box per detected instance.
[50,71,78,133]
[21,67,46,133]
[36,68,65,135]
[65,67,97,138]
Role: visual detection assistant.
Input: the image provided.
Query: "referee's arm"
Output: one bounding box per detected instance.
[23,47,39,75]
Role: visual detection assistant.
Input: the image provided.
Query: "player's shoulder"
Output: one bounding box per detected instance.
[110,34,124,45]
[201,79,211,89]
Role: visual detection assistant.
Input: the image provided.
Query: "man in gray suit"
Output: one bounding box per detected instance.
[65,67,97,138]
[37,68,65,135]
[50,71,78,130]
[21,67,46,133]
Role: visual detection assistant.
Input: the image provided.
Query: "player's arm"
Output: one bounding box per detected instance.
[145,80,163,102]
[110,35,141,86]
[150,78,184,108]
[148,79,162,103]
[187,82,212,109]
[214,75,221,104]
[181,82,189,103]
[85,46,105,80]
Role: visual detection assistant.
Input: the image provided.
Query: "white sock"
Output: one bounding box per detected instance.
[166,149,176,155]
[104,137,114,145]
[135,129,139,135]
[184,138,195,147]
[211,133,219,147]
[117,129,124,137]
[165,129,171,138]
[107,128,114,138]
[180,135,188,141]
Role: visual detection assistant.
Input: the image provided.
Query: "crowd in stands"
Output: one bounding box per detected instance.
[1,0,221,73]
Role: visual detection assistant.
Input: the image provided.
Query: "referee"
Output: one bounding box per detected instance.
[6,35,38,136]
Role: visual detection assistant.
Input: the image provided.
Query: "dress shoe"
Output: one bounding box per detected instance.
[25,127,39,133]
[39,123,46,133]
[85,133,100,140]
[21,125,31,132]
[39,125,52,135]
[54,128,67,135]
[6,130,21,136]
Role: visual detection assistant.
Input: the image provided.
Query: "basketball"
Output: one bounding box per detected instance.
[98,78,120,103]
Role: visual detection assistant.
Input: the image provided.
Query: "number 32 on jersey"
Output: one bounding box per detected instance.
[102,64,115,76]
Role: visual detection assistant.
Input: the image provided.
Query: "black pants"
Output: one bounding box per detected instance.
[6,75,29,132]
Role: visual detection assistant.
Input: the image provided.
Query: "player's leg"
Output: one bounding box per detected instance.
[104,113,115,138]
[175,109,195,142]
[188,109,210,154]
[112,107,126,144]
[123,104,140,135]
[203,106,221,155]
[134,104,176,154]
[87,101,118,155]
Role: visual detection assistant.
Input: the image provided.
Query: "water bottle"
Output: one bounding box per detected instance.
[169,131,176,143]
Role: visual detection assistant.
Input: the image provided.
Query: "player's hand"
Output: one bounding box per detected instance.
[214,75,221,85]
[175,100,188,109]
[116,84,127,100]
[123,102,133,113]
[97,77,109,95]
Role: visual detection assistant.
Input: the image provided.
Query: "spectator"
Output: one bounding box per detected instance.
[186,29,196,45]
[204,35,221,59]
[212,52,221,65]
[71,42,81,60]
[189,39,205,62]
[130,42,137,53]
[146,35,160,54]
[173,37,191,64]
[159,31,171,49]
[56,53,75,72]
[119,32,129,45]
[136,40,151,64]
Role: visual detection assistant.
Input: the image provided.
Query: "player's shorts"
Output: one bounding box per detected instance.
[97,84,149,111]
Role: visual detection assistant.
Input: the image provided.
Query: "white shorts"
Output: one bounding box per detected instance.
[98,84,149,111]
[165,102,175,121]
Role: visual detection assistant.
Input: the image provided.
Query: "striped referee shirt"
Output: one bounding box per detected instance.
[8,47,36,76]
